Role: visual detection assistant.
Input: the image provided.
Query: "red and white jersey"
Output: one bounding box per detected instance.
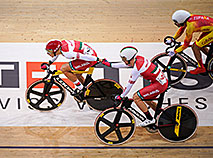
[50,40,98,63]
[111,55,168,97]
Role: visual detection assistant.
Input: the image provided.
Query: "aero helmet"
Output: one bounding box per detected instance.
[46,39,62,55]
[120,46,138,61]
[172,10,191,24]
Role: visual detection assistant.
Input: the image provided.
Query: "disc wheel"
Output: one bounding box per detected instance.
[85,79,123,111]
[157,104,198,142]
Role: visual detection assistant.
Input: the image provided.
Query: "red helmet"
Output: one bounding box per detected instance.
[46,39,62,55]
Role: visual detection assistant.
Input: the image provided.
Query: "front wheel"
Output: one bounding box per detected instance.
[25,80,66,111]
[85,79,123,111]
[157,104,198,142]
[94,107,136,145]
[151,53,187,86]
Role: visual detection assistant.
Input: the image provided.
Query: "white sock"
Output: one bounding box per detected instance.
[73,79,83,90]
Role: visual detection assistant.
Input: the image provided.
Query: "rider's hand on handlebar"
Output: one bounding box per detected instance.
[101,58,112,67]
[41,63,49,70]
[165,39,172,45]
[115,95,123,101]
[168,51,175,57]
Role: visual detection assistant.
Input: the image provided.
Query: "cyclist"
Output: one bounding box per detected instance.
[42,39,101,102]
[167,10,213,74]
[101,46,168,127]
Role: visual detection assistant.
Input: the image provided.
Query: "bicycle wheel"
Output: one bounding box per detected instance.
[157,104,198,142]
[85,79,123,111]
[151,53,187,86]
[26,80,66,111]
[94,107,136,145]
[207,58,213,80]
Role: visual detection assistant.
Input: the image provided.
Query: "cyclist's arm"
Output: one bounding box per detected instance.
[173,26,186,40]
[111,62,130,68]
[120,67,140,97]
[175,24,193,53]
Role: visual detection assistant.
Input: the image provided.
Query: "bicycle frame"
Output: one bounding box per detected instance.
[44,67,107,100]
[167,37,213,70]
[119,92,165,123]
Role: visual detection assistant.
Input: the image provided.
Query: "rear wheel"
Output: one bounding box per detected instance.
[207,58,213,80]
[157,104,198,142]
[85,79,123,111]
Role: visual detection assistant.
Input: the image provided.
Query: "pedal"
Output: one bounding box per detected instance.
[145,124,158,133]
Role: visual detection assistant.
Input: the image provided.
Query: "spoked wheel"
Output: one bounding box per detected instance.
[95,107,136,145]
[207,58,213,80]
[157,104,198,142]
[151,53,187,86]
[26,80,66,111]
[85,79,123,111]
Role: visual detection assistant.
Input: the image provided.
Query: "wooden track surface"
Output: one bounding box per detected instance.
[0,126,212,158]
[0,0,213,157]
[0,0,212,43]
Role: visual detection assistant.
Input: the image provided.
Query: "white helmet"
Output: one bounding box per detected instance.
[120,46,138,61]
[172,10,191,24]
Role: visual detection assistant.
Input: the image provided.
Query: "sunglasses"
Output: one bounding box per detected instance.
[46,49,54,55]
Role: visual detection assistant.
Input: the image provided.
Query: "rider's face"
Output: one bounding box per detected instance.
[121,57,129,65]
[46,49,60,57]
[174,22,181,27]
[121,57,134,66]
[46,49,54,57]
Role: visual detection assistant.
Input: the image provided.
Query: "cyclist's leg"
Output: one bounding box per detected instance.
[145,100,157,111]
[61,62,84,90]
[200,47,209,56]
[190,31,213,74]
[133,81,167,126]
[75,74,85,84]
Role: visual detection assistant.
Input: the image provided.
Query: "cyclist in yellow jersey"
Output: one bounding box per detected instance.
[166,10,213,74]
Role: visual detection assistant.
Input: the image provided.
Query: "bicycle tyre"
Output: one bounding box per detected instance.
[26,80,66,111]
[207,58,213,80]
[157,104,198,142]
[85,79,123,111]
[94,107,136,145]
[151,53,187,86]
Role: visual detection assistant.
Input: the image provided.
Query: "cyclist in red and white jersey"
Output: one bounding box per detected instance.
[42,39,100,102]
[101,46,168,127]
[166,10,213,74]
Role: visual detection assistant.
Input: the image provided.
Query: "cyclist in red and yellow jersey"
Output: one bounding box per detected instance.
[167,10,213,74]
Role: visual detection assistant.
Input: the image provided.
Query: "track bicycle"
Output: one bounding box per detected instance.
[94,90,198,145]
[151,36,213,86]
[26,64,123,111]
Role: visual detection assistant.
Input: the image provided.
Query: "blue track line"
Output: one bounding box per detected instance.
[0,146,213,149]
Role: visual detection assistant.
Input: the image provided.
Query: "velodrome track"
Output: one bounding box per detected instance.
[0,0,212,157]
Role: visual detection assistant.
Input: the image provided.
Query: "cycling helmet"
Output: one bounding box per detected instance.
[172,10,191,24]
[120,46,138,61]
[46,39,62,56]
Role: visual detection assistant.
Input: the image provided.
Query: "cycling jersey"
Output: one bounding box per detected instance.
[111,55,168,99]
[174,14,213,53]
[49,40,98,70]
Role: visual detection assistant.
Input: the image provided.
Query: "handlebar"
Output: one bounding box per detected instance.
[164,36,181,54]
[41,67,57,81]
